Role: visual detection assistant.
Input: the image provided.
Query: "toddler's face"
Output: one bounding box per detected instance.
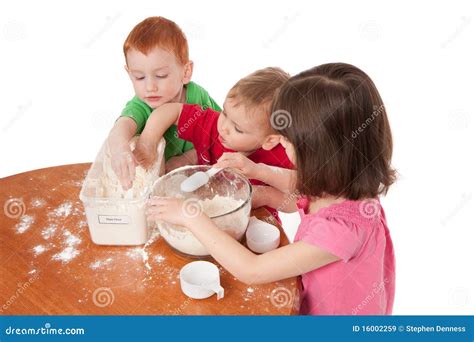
[126,47,190,108]
[217,98,269,154]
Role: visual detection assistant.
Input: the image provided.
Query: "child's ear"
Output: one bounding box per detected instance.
[182,61,194,84]
[261,134,282,151]
[124,65,132,79]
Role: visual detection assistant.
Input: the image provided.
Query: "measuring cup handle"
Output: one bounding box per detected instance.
[211,284,225,300]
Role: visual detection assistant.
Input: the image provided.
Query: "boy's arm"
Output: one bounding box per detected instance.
[253,164,296,194]
[165,149,198,173]
[215,153,296,193]
[107,117,138,190]
[133,103,183,169]
[252,185,297,213]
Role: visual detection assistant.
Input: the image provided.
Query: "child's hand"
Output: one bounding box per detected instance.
[251,185,269,208]
[146,196,206,227]
[110,144,137,190]
[133,139,157,170]
[215,152,259,179]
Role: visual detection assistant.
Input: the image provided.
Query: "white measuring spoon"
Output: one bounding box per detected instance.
[180,167,222,193]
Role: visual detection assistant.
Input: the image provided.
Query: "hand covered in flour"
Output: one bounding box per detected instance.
[110,143,137,191]
[146,196,207,227]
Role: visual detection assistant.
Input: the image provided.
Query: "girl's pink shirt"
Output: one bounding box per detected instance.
[295,197,395,315]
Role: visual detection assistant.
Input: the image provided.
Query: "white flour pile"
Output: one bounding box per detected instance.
[90,257,113,270]
[52,247,79,263]
[15,215,35,234]
[80,138,164,245]
[51,229,82,263]
[158,195,245,256]
[30,198,46,208]
[200,195,244,217]
[93,138,164,200]
[33,245,47,256]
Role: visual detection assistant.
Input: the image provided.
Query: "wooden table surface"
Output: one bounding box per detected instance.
[0,163,300,315]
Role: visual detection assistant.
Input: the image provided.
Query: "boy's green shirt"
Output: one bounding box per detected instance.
[121,81,221,160]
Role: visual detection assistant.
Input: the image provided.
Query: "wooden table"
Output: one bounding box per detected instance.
[0,163,300,315]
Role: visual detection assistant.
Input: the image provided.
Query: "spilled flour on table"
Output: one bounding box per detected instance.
[33,245,47,256]
[30,198,46,208]
[50,202,73,218]
[41,224,57,239]
[125,228,161,273]
[52,246,79,263]
[90,257,113,270]
[51,228,82,263]
[63,230,81,246]
[127,247,151,271]
[15,215,35,234]
[154,254,165,263]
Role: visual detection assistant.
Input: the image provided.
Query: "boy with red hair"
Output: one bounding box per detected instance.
[108,16,220,189]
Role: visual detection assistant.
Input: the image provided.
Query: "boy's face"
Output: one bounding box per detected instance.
[125,47,192,109]
[217,98,271,153]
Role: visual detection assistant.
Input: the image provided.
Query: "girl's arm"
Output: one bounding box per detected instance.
[215,153,296,193]
[133,103,183,168]
[148,198,339,285]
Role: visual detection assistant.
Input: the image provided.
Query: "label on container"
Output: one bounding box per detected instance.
[98,215,130,225]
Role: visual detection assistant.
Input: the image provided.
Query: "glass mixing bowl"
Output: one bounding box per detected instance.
[152,165,252,258]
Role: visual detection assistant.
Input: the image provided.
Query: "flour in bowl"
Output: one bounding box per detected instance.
[158,195,246,256]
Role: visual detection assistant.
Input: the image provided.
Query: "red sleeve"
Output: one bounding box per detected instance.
[177,104,219,144]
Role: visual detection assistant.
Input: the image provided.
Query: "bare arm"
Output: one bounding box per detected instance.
[252,185,298,213]
[189,215,337,284]
[215,153,296,193]
[253,165,297,194]
[165,149,198,173]
[133,103,183,168]
[107,117,138,190]
[148,198,340,285]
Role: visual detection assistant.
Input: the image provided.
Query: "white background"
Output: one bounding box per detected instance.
[1,0,473,314]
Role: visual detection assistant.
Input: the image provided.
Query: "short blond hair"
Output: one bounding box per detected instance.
[227,67,290,130]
